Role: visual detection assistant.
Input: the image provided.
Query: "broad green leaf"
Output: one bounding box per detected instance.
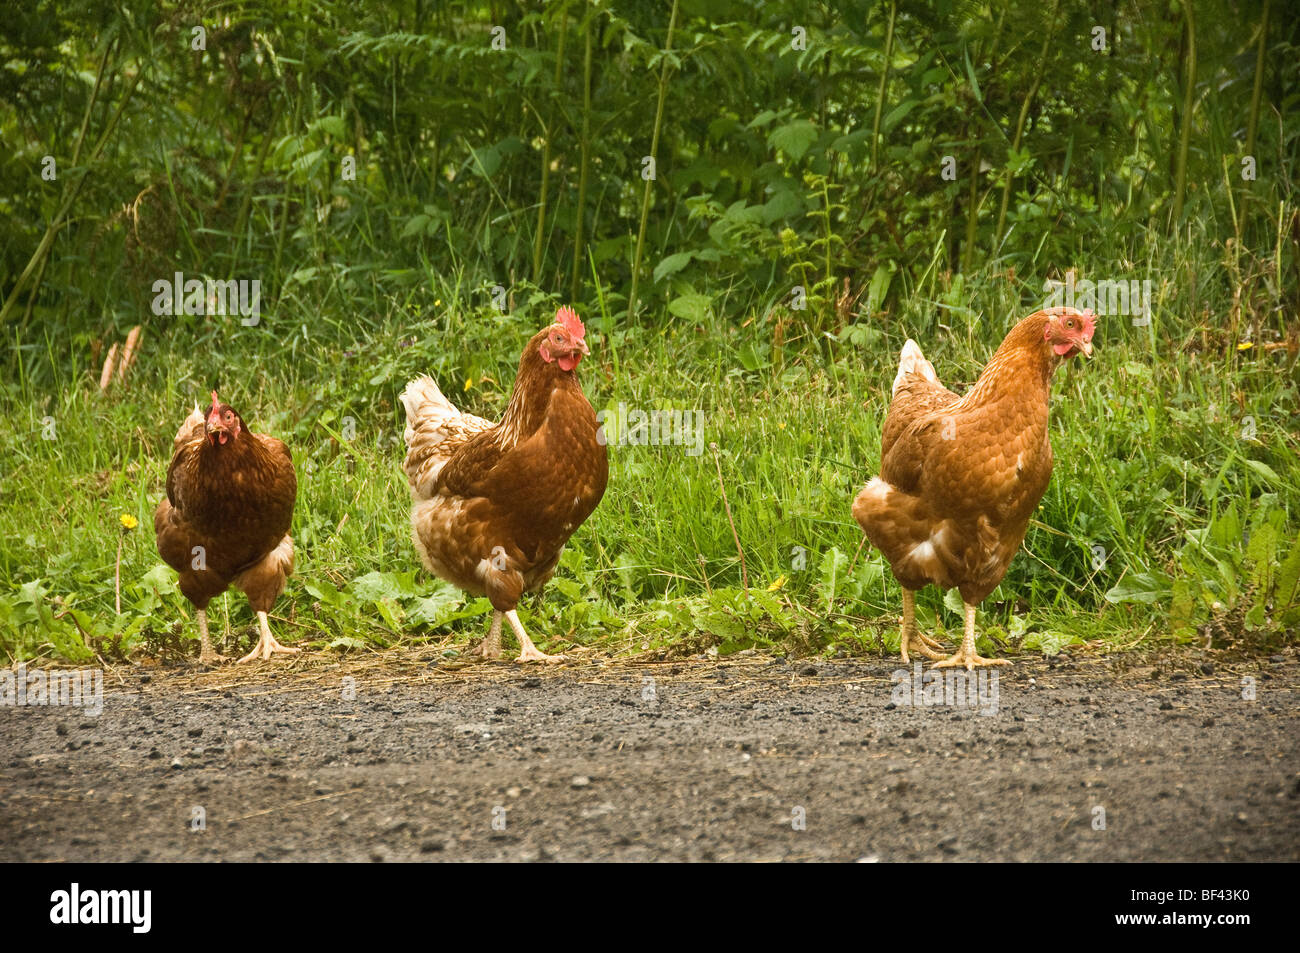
[768,120,818,161]
[408,587,464,626]
[1021,629,1083,656]
[1105,572,1172,604]
[866,263,893,313]
[401,214,431,239]
[303,578,346,608]
[374,598,404,629]
[1276,535,1300,610]
[328,636,367,652]
[1243,459,1282,486]
[468,144,500,177]
[550,577,584,602]
[667,293,712,322]
[760,189,803,222]
[881,99,917,133]
[737,341,769,371]
[653,251,694,282]
[313,115,347,139]
[349,571,414,603]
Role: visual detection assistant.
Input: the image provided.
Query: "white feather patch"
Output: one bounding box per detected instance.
[893,340,940,396]
[862,476,893,502]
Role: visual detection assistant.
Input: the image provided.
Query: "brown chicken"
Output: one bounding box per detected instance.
[400,307,608,663]
[853,307,1095,669]
[154,392,298,664]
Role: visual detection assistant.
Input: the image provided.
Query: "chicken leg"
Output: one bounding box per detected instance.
[505,609,566,664]
[196,608,228,665]
[237,611,301,663]
[932,602,1010,670]
[898,589,947,664]
[476,611,504,659]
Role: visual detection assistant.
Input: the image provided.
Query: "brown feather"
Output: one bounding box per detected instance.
[154,406,296,612]
[854,309,1090,606]
[403,322,608,613]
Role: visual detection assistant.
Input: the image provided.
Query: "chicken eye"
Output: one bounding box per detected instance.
[1065,320,1075,329]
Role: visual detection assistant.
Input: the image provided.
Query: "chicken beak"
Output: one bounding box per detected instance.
[574,338,590,357]
[1078,339,1093,359]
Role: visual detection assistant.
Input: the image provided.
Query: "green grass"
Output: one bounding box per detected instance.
[3,232,1298,665]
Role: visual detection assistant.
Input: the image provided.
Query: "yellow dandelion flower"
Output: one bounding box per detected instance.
[120,514,139,530]
[768,574,787,591]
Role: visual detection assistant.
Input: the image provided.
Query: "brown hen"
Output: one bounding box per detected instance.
[400,307,608,663]
[853,307,1095,669]
[154,392,298,664]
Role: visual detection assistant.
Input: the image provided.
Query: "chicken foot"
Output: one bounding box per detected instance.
[505,609,567,664]
[898,589,948,664]
[932,602,1010,670]
[236,611,301,664]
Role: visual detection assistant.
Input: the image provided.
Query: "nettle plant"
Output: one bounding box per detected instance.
[1108,495,1300,646]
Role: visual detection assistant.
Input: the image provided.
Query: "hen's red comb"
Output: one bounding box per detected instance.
[555,306,585,340]
[1079,309,1096,339]
[209,390,221,413]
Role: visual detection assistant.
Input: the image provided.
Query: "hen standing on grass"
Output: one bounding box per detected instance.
[852,307,1095,669]
[154,392,298,664]
[401,307,608,663]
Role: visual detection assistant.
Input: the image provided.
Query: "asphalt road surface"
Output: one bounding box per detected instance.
[2,647,1296,861]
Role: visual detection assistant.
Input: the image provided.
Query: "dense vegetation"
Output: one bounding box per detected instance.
[2,0,1297,664]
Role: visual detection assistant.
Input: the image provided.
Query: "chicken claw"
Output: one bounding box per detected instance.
[931,603,1011,670]
[932,650,1010,671]
[515,645,568,664]
[898,590,947,664]
[902,631,948,663]
[236,611,301,663]
[505,609,567,664]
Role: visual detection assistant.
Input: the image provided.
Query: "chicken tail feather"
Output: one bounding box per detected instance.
[400,375,461,438]
[893,339,940,396]
[171,402,206,451]
[400,374,493,499]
